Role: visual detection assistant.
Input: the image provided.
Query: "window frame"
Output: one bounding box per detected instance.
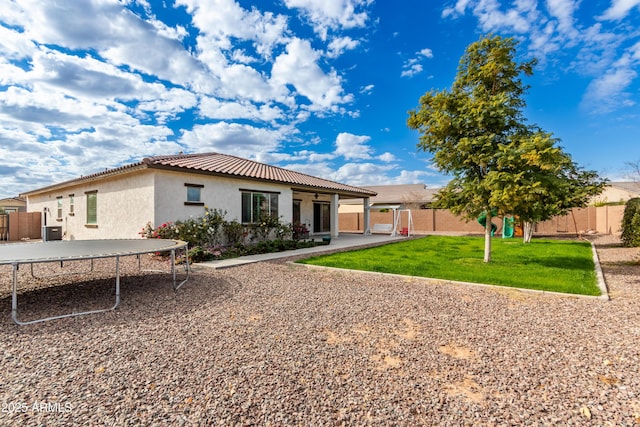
[85,190,98,227]
[56,196,63,220]
[69,194,75,215]
[241,190,280,223]
[184,183,205,206]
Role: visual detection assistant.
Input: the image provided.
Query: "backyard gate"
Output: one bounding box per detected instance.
[0,214,7,240]
[8,212,42,241]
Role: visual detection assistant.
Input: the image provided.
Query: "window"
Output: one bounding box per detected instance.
[56,197,63,219]
[86,191,97,225]
[241,191,279,223]
[69,194,75,215]
[184,183,204,206]
[293,199,301,224]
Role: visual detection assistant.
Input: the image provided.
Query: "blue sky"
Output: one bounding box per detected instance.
[1,0,639,200]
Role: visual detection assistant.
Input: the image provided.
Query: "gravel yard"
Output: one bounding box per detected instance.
[1,234,639,426]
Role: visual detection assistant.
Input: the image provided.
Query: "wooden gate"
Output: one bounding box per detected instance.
[8,212,42,241]
[0,214,8,240]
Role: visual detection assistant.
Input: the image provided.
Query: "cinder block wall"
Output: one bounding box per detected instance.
[339,206,624,236]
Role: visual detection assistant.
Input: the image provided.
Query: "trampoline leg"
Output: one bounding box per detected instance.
[10,258,122,326]
[171,249,176,286]
[11,263,18,324]
[173,245,190,291]
[115,255,121,307]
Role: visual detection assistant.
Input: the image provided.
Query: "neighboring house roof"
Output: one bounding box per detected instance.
[341,183,438,206]
[0,197,26,206]
[21,152,377,198]
[608,181,640,194]
[590,181,640,205]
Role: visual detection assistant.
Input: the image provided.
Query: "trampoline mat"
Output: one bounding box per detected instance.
[0,239,187,265]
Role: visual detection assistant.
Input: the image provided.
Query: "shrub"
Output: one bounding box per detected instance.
[223,220,245,246]
[621,198,640,247]
[291,222,309,241]
[173,207,228,247]
[249,214,282,242]
[141,208,321,262]
[139,221,178,239]
[188,246,215,263]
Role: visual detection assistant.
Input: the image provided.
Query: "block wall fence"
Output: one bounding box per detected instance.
[339,205,625,236]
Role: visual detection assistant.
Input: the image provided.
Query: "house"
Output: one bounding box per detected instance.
[21,152,377,240]
[591,182,640,205]
[0,197,26,213]
[339,184,439,213]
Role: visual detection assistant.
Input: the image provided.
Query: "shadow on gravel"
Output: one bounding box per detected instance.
[0,271,240,331]
[600,263,640,277]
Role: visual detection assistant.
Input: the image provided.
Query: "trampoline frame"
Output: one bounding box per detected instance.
[1,239,190,325]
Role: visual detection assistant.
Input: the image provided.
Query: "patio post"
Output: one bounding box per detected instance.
[363,197,371,235]
[331,193,339,237]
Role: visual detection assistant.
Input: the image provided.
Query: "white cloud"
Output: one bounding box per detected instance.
[360,84,374,95]
[442,0,473,18]
[0,23,37,60]
[600,0,640,20]
[177,0,289,58]
[581,59,638,113]
[401,62,423,78]
[179,122,285,159]
[441,0,640,117]
[334,132,373,160]
[271,38,352,111]
[401,48,433,78]
[199,97,283,122]
[327,36,360,58]
[282,161,336,181]
[331,162,395,186]
[545,0,579,38]
[283,0,372,40]
[378,152,396,162]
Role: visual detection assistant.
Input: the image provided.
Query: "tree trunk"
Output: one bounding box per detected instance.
[523,221,534,243]
[484,211,492,263]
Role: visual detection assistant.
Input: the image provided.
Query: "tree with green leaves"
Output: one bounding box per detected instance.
[621,198,640,247]
[408,34,605,261]
[486,131,606,242]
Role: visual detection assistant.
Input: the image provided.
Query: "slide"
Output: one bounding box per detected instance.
[478,211,498,236]
[502,216,515,238]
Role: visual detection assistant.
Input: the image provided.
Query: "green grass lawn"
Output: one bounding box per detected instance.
[297,235,600,296]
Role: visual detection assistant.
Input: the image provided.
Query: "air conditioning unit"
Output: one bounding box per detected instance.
[43,226,63,242]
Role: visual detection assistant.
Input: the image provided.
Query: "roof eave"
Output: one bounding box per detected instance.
[20,163,147,197]
[146,162,377,198]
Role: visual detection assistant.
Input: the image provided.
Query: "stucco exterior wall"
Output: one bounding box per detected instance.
[25,168,348,240]
[152,170,295,226]
[26,171,155,240]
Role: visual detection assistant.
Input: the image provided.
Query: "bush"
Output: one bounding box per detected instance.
[248,214,283,242]
[621,198,640,247]
[139,221,178,239]
[187,246,215,263]
[223,220,245,246]
[141,208,322,262]
[173,207,227,247]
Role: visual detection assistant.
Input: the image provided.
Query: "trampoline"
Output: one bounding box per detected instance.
[0,239,190,325]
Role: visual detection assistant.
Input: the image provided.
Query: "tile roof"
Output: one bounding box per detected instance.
[609,181,640,194]
[22,152,376,198]
[340,183,439,205]
[144,153,376,197]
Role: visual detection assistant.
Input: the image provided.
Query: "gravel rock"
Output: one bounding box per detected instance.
[1,235,639,426]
